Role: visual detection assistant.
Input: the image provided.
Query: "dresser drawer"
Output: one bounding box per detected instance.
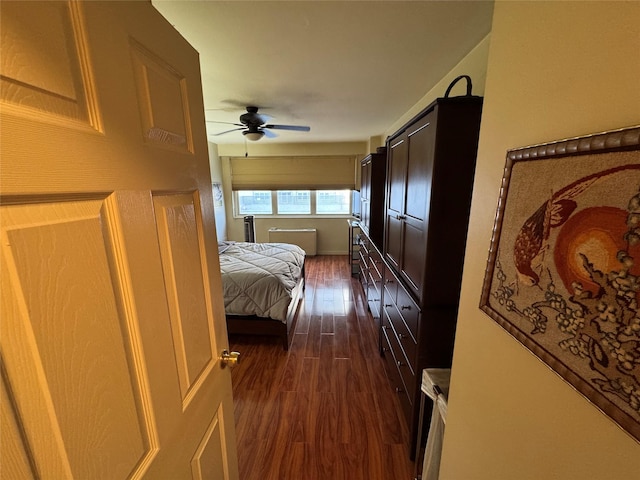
[368,268,382,296]
[383,300,417,370]
[380,318,412,424]
[383,263,398,305]
[358,234,369,252]
[369,246,384,280]
[382,309,416,403]
[358,253,368,278]
[367,269,381,320]
[396,283,420,339]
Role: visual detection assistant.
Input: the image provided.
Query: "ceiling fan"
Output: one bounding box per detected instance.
[207,106,311,141]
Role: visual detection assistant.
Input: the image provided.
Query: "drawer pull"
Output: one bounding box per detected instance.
[384,304,392,308]
[401,305,411,311]
[382,325,389,330]
[395,387,404,394]
[385,279,394,284]
[397,360,405,367]
[398,333,406,339]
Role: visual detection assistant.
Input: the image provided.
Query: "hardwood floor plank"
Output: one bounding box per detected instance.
[295,357,319,393]
[320,311,335,334]
[311,391,339,478]
[333,314,350,358]
[305,313,323,357]
[278,333,306,391]
[316,334,334,392]
[229,255,415,480]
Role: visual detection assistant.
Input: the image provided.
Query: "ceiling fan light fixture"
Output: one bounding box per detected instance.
[243,130,264,141]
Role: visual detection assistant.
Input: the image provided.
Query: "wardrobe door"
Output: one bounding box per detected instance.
[360,156,372,230]
[401,111,436,300]
[385,135,407,271]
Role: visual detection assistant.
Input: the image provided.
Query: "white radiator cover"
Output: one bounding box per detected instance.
[268,228,317,256]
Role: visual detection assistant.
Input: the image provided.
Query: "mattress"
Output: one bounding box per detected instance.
[218,241,305,322]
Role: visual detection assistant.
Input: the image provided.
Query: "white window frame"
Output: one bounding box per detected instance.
[233,189,353,218]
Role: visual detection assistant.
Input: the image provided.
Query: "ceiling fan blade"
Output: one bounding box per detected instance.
[262,128,278,139]
[256,112,273,124]
[206,120,244,127]
[264,124,311,132]
[211,127,245,136]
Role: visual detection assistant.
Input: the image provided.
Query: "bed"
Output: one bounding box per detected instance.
[218,241,306,349]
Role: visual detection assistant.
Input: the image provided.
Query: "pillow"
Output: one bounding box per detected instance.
[218,241,233,255]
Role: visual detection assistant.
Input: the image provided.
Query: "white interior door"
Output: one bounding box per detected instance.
[0,1,239,478]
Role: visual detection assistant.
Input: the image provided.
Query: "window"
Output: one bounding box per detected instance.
[237,190,272,215]
[316,190,350,214]
[235,190,353,216]
[277,190,310,214]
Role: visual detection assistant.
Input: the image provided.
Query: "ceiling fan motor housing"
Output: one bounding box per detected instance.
[210,106,309,140]
[240,106,265,127]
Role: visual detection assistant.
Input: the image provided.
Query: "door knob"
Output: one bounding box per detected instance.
[220,349,241,368]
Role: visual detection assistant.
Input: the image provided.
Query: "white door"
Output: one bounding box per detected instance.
[0,1,239,478]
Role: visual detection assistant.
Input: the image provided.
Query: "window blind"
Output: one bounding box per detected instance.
[230,156,356,190]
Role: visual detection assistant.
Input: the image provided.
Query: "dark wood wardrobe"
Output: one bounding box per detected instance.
[361,82,483,458]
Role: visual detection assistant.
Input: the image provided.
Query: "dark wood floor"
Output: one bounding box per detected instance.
[229,255,415,480]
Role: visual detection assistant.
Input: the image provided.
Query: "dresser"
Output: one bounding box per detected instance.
[380,83,483,458]
[357,148,388,331]
[358,233,384,329]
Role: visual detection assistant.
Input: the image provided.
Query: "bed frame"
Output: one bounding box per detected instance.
[225,265,305,350]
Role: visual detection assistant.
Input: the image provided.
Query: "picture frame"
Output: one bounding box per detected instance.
[480,126,640,441]
[213,182,223,207]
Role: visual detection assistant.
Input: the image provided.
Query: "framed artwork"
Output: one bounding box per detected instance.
[213,182,223,207]
[480,126,640,441]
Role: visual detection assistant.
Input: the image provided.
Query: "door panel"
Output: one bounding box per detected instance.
[1,2,238,479]
[385,215,403,271]
[387,137,407,215]
[153,192,217,403]
[1,197,152,479]
[2,361,37,479]
[405,112,435,222]
[402,219,427,298]
[0,1,97,126]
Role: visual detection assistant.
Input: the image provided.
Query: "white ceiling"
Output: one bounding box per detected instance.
[152,1,494,145]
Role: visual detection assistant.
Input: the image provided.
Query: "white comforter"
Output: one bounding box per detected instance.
[218,242,306,322]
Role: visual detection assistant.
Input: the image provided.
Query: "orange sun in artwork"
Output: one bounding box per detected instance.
[554,206,638,297]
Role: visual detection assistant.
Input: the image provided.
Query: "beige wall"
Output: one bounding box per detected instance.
[440,2,640,479]
[207,142,227,241]
[383,35,491,139]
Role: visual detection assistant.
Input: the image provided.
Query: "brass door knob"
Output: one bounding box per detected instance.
[220,349,241,368]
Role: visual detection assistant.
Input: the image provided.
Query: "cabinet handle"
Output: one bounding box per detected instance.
[385,279,394,284]
[395,387,404,394]
[401,305,411,311]
[382,347,388,353]
[397,360,405,367]
[384,304,392,308]
[382,325,389,330]
[396,214,406,220]
[398,333,406,339]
